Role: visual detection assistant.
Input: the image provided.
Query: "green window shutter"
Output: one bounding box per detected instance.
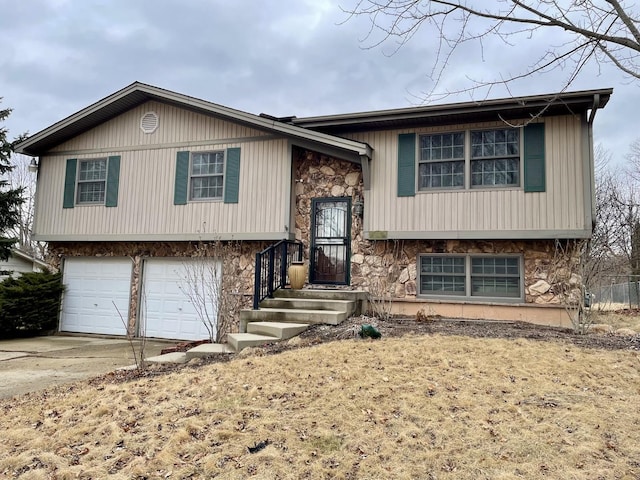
[174,151,190,205]
[105,156,121,207]
[224,147,241,204]
[397,133,416,197]
[63,158,77,208]
[524,123,546,192]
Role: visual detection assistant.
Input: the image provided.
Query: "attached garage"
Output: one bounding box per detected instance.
[60,257,132,335]
[141,258,221,341]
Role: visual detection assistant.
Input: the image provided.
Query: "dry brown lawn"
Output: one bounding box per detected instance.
[1,333,639,479]
[594,308,640,332]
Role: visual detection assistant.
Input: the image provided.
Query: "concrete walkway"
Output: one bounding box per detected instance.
[0,336,169,399]
[145,342,235,364]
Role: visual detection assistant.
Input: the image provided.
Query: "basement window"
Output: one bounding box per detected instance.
[419,254,523,301]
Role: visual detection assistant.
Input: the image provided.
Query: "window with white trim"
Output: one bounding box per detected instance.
[190,151,224,200]
[77,158,107,204]
[419,254,522,300]
[417,128,521,191]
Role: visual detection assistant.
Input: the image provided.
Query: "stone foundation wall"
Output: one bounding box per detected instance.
[348,238,564,304]
[49,241,267,332]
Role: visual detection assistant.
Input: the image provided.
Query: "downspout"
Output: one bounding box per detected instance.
[588,94,600,230]
[30,156,41,243]
[359,152,372,245]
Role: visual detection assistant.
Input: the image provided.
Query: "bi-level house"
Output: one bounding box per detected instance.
[16,83,611,340]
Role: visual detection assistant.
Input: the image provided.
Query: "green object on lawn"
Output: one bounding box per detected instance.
[359,324,381,339]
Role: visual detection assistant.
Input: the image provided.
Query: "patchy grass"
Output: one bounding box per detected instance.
[593,307,640,331]
[1,334,639,479]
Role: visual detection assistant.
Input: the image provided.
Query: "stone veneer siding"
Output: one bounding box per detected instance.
[49,241,266,333]
[294,147,365,264]
[294,148,568,306]
[349,238,561,304]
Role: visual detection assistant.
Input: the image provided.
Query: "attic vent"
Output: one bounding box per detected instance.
[140,111,159,134]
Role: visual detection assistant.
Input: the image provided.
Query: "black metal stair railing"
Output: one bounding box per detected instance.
[253,240,303,309]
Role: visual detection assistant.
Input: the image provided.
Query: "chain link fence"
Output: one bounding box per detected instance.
[592,276,640,309]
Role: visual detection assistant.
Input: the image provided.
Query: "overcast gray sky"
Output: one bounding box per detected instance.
[1,0,637,165]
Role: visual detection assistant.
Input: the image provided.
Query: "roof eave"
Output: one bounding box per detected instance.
[15,82,370,158]
[292,88,614,129]
[10,248,48,268]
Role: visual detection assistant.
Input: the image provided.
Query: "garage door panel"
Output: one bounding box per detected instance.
[61,258,131,336]
[142,259,220,341]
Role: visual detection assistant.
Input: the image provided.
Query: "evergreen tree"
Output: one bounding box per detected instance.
[0,102,24,261]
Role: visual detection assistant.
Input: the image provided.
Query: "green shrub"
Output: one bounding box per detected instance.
[0,270,64,338]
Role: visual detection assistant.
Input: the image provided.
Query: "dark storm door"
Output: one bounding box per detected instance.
[310,197,351,285]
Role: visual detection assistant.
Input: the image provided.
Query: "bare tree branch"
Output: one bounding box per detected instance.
[343,0,640,97]
[5,154,46,258]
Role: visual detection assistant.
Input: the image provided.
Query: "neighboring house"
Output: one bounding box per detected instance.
[15,82,611,340]
[0,248,48,280]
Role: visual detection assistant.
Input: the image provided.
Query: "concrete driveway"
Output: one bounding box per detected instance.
[0,336,170,399]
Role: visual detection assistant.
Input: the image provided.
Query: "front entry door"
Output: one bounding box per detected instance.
[310,197,351,285]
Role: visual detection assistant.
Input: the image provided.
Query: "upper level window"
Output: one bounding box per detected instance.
[415,128,521,191]
[418,133,465,189]
[190,151,224,200]
[77,158,107,204]
[470,129,520,187]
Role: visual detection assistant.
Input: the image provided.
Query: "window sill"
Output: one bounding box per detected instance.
[188,198,224,203]
[416,186,523,194]
[416,294,524,304]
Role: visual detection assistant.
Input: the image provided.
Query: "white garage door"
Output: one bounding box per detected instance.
[141,258,221,341]
[61,257,132,335]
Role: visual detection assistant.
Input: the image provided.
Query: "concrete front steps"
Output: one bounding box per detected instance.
[145,321,310,364]
[145,289,367,362]
[239,289,367,333]
[226,289,367,353]
[228,321,309,351]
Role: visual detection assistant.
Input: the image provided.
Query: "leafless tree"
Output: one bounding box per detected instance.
[553,239,596,334]
[178,240,242,343]
[343,0,640,98]
[622,138,640,274]
[587,144,640,280]
[624,137,640,183]
[546,143,640,323]
[5,153,45,258]
[114,298,148,371]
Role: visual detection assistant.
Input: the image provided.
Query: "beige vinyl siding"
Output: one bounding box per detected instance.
[348,116,587,237]
[49,101,271,154]
[34,138,291,240]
